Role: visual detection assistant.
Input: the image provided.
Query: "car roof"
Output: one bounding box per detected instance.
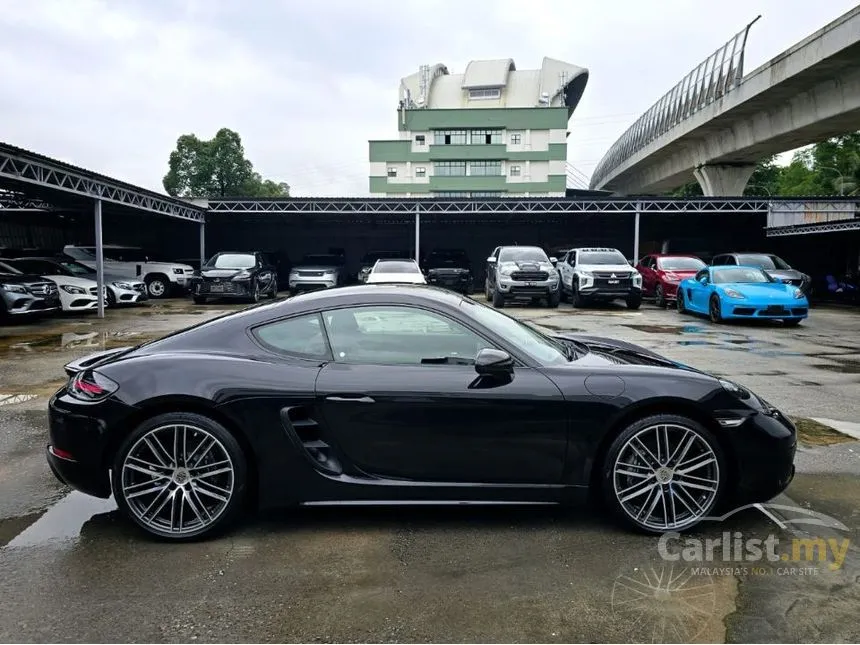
[649,253,702,258]
[710,264,767,271]
[574,247,621,252]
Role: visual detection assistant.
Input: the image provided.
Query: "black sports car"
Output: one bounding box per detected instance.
[46,285,796,541]
[192,251,278,304]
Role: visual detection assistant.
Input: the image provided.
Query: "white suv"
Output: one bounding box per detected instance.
[63,245,195,299]
[558,247,642,309]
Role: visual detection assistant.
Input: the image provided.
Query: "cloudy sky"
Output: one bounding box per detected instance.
[1,0,856,196]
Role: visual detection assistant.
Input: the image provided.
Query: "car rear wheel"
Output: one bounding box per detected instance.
[112,412,248,541]
[709,294,723,324]
[145,274,169,299]
[655,284,666,308]
[602,414,725,533]
[485,280,492,301]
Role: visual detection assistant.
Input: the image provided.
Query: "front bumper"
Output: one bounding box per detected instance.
[725,408,797,505]
[111,284,149,304]
[289,277,338,292]
[194,279,253,299]
[721,300,809,320]
[1,292,61,316]
[497,276,559,298]
[426,271,472,292]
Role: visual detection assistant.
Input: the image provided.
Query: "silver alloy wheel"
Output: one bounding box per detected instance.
[148,279,166,297]
[120,424,235,535]
[613,423,720,530]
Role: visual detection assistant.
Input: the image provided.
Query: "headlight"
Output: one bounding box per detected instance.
[499,266,514,276]
[172,268,184,275]
[61,285,86,295]
[632,274,642,286]
[793,288,804,299]
[323,270,336,276]
[723,288,746,299]
[112,281,133,290]
[719,378,751,400]
[0,283,27,293]
[578,271,593,279]
[232,270,252,280]
[548,268,559,279]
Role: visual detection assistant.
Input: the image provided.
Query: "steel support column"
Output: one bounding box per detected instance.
[633,202,641,262]
[199,221,206,267]
[414,204,420,261]
[94,199,105,318]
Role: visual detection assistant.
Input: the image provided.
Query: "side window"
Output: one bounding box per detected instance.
[695,269,709,283]
[569,252,577,266]
[322,306,494,366]
[726,256,737,266]
[253,313,329,359]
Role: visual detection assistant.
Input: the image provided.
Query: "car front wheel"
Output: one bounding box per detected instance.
[602,414,725,533]
[112,412,248,541]
[145,274,169,299]
[709,294,723,324]
[655,284,666,308]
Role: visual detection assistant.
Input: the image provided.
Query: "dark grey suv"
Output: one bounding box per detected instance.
[0,260,61,318]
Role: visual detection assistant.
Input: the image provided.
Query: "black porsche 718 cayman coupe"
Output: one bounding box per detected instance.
[47,284,796,540]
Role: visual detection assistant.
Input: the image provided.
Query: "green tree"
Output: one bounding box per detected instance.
[163,128,289,198]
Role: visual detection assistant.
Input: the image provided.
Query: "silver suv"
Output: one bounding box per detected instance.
[484,246,560,308]
[288,253,346,295]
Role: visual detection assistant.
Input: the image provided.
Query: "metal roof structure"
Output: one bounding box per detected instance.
[0,142,206,222]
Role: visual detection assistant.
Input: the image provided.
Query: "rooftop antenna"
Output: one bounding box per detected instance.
[418,64,430,108]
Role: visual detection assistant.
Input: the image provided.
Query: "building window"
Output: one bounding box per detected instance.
[468,88,501,100]
[469,160,502,176]
[510,165,521,177]
[387,167,397,178]
[415,135,425,145]
[510,133,522,145]
[471,192,504,197]
[469,129,502,145]
[433,130,468,145]
[434,161,467,176]
[433,191,470,198]
[415,167,426,177]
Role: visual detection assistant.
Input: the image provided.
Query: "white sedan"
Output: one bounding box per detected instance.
[47,275,104,312]
[366,259,427,285]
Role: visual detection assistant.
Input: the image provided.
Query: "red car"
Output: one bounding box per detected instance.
[636,254,706,307]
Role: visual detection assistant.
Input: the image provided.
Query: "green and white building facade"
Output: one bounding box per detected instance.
[369,57,589,197]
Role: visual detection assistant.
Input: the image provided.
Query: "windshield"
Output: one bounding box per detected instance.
[579,251,627,265]
[374,260,420,274]
[301,254,344,266]
[658,257,705,271]
[735,254,791,270]
[460,299,568,366]
[713,268,773,284]
[0,261,22,275]
[426,250,468,268]
[498,247,548,263]
[207,253,256,269]
[58,260,96,276]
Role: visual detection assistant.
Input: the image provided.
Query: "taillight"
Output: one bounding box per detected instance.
[68,370,119,402]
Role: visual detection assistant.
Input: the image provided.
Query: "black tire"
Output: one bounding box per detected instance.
[572,285,585,308]
[709,294,723,324]
[601,414,727,534]
[559,285,568,303]
[492,288,505,308]
[783,318,802,327]
[655,284,666,308]
[485,280,492,302]
[548,291,561,308]
[268,279,278,300]
[111,411,248,541]
[145,274,170,299]
[677,289,687,314]
[249,281,261,304]
[626,293,642,310]
[193,296,207,305]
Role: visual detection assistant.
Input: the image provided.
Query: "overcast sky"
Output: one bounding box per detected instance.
[1,0,857,196]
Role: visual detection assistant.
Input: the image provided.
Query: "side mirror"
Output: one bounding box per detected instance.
[475,348,514,377]
[549,256,558,265]
[628,259,634,266]
[486,256,497,264]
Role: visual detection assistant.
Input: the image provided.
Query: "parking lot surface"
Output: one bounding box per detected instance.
[1,296,859,642]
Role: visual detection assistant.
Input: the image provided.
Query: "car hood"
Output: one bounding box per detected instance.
[200,268,250,279]
[717,282,800,300]
[580,263,635,273]
[554,333,711,374]
[0,273,53,285]
[42,275,98,288]
[293,265,340,272]
[499,260,555,272]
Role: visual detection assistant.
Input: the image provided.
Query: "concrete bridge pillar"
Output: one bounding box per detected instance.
[693,164,756,196]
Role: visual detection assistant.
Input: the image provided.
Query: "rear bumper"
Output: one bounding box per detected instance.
[46,445,111,498]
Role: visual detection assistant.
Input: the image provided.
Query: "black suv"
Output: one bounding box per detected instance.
[192,251,278,304]
[422,248,473,295]
[711,252,811,293]
[0,260,61,318]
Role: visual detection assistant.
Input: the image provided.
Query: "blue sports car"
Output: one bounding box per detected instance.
[677,265,809,326]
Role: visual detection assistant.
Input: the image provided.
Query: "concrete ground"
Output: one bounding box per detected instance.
[0,295,858,643]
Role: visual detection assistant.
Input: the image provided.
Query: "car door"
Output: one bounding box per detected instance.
[314,304,568,484]
[254,253,275,291]
[485,247,500,290]
[637,256,654,295]
[561,251,575,292]
[688,268,712,311]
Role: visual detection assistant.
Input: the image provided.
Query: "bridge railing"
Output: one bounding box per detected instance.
[590,16,760,189]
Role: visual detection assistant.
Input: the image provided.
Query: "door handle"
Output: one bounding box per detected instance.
[326,395,375,404]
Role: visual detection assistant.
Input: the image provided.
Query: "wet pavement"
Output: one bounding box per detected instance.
[0,296,859,642]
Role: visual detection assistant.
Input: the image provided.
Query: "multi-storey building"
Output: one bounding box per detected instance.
[369,57,589,197]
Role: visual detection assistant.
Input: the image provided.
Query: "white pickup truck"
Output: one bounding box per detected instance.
[63,245,195,299]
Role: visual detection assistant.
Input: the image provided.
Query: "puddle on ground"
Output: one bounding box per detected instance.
[792,417,857,446]
[677,340,715,346]
[623,324,686,334]
[2,492,117,549]
[0,331,164,355]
